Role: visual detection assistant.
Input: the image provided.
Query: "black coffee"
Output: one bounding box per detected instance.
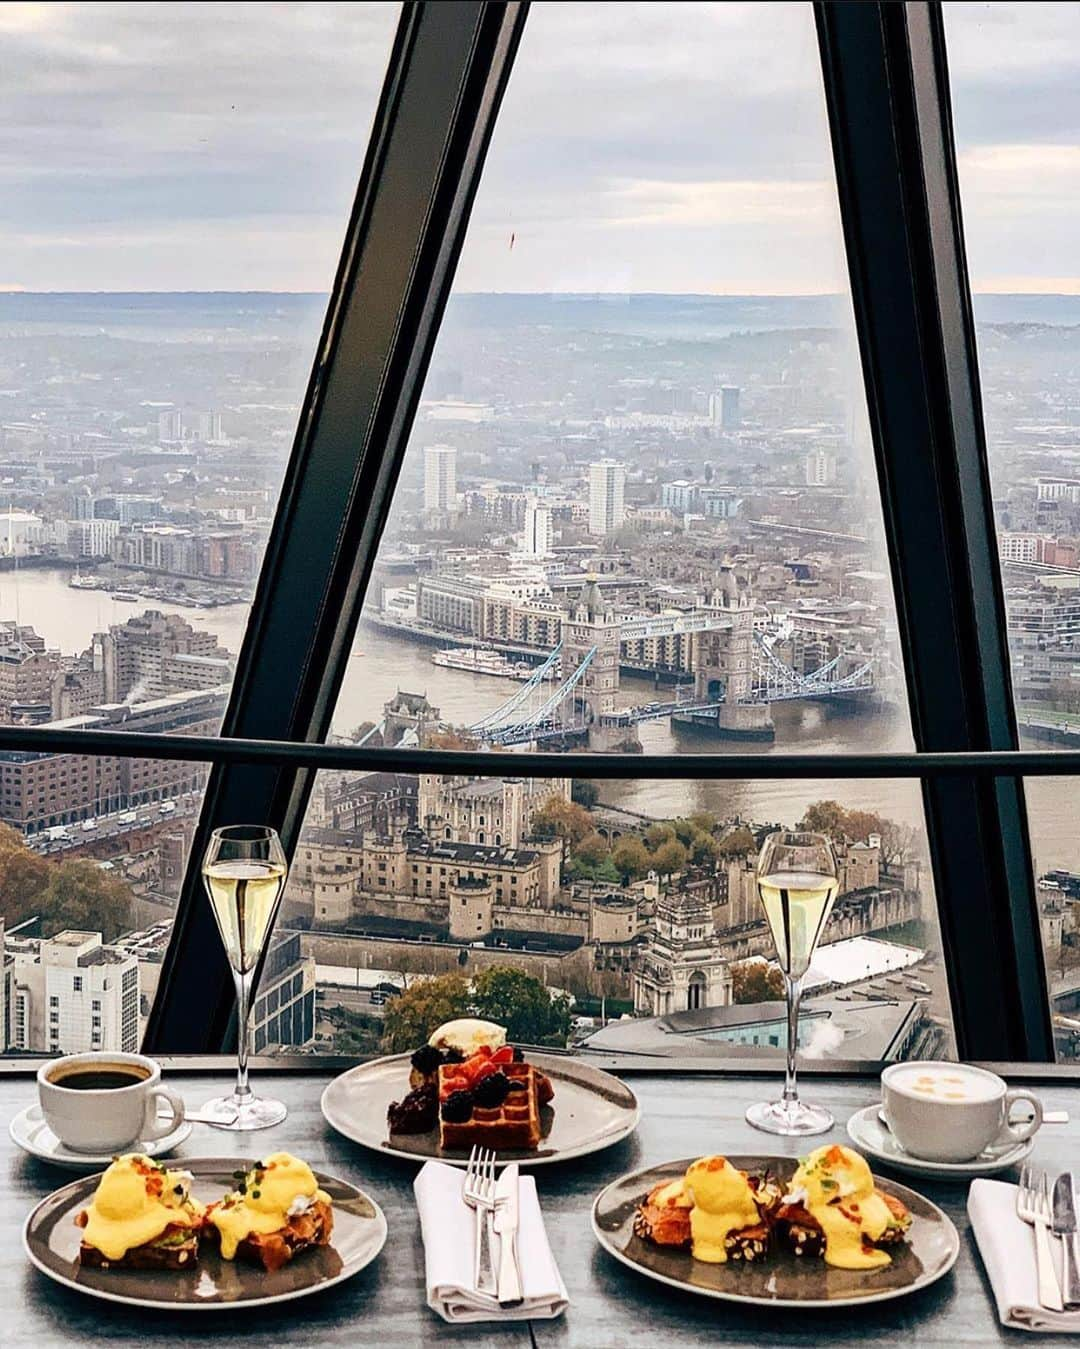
[48,1064,150,1091]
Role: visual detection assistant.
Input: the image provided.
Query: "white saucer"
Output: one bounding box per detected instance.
[846,1103,1034,1181]
[9,1103,192,1170]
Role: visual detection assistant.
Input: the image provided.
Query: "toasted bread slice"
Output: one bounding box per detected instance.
[776,1189,911,1257]
[203,1198,333,1272]
[76,1223,200,1270]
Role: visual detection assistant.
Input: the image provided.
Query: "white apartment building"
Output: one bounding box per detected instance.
[10,930,139,1055]
[520,499,554,557]
[1036,479,1080,503]
[805,448,838,486]
[588,460,626,535]
[1000,532,1049,565]
[69,518,121,558]
[423,444,457,513]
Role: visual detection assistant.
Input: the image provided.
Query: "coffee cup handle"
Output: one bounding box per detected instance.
[1000,1089,1043,1145]
[141,1085,185,1142]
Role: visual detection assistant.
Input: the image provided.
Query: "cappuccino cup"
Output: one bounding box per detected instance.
[881,1061,1042,1163]
[38,1051,185,1154]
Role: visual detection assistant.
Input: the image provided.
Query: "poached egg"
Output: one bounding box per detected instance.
[209,1152,331,1261]
[786,1144,894,1269]
[683,1155,761,1264]
[80,1153,203,1262]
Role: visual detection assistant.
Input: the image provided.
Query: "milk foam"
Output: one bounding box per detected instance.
[889,1066,1000,1103]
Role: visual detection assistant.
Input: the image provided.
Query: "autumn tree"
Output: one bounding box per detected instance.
[651,838,688,879]
[574,832,610,867]
[40,860,135,942]
[731,959,786,1004]
[531,795,593,849]
[380,972,470,1053]
[423,728,479,751]
[799,800,917,867]
[644,822,676,851]
[611,836,651,883]
[470,966,572,1047]
[716,825,757,858]
[688,831,719,866]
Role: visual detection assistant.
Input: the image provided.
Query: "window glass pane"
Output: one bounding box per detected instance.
[0,0,397,1048]
[288,0,954,1062]
[944,1,1080,1059]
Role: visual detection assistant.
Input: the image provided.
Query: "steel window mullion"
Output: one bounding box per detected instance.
[816,1,1051,1059]
[144,1,529,1054]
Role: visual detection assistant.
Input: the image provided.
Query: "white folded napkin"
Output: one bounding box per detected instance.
[969,1178,1080,1333]
[413,1159,569,1324]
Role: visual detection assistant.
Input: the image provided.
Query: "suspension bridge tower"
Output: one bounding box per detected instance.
[692,563,774,741]
[563,574,641,752]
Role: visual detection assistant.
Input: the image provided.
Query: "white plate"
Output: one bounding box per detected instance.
[846,1103,1034,1180]
[9,1102,192,1170]
[321,1050,639,1168]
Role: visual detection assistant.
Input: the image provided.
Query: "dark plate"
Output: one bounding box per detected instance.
[23,1157,387,1310]
[321,1051,639,1167]
[592,1154,959,1308]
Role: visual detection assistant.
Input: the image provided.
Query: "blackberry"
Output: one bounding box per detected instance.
[440,1089,474,1124]
[511,1046,524,1063]
[473,1072,511,1108]
[441,1047,465,1065]
[387,1082,438,1134]
[409,1044,443,1076]
[505,1079,527,1093]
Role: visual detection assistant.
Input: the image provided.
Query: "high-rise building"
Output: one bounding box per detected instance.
[423,444,457,514]
[158,408,183,442]
[197,410,224,442]
[95,609,233,703]
[10,931,139,1055]
[588,460,626,536]
[805,448,838,486]
[709,386,741,430]
[69,518,120,558]
[520,499,554,557]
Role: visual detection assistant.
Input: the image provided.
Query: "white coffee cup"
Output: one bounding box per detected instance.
[37,1051,185,1154]
[881,1061,1042,1163]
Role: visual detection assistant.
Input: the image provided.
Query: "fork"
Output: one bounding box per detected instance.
[1018,1163,1064,1312]
[462,1145,498,1298]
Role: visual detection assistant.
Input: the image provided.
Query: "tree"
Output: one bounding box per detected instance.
[571,781,599,810]
[731,959,785,1004]
[644,822,676,851]
[798,800,849,838]
[574,832,610,867]
[39,860,135,942]
[688,831,719,866]
[380,972,470,1053]
[346,721,378,745]
[672,817,697,847]
[531,795,593,848]
[611,836,651,883]
[423,728,479,751]
[717,825,757,858]
[651,838,688,879]
[689,811,718,837]
[470,966,572,1047]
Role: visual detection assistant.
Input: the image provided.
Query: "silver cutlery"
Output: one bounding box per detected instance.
[462,1145,498,1298]
[1053,1171,1080,1309]
[1018,1164,1064,1312]
[494,1160,523,1307]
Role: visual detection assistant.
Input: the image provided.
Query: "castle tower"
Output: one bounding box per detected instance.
[632,884,733,1016]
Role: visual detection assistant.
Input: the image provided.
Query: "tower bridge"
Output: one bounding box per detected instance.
[468,568,880,750]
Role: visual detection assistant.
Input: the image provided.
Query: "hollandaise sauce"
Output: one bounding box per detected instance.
[683,1156,761,1264]
[789,1145,893,1270]
[209,1152,331,1260]
[80,1154,203,1262]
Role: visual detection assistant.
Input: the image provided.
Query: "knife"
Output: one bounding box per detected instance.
[493,1162,523,1307]
[1053,1172,1080,1308]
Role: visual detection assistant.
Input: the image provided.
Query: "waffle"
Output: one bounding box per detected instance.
[438,1060,542,1151]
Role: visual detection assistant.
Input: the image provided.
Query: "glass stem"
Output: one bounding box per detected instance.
[782,972,803,1104]
[233,968,254,1103]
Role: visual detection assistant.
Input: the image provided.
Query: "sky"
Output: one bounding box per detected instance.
[0,1,1074,294]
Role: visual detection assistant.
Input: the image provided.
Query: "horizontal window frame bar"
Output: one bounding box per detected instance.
[3,723,1080,779]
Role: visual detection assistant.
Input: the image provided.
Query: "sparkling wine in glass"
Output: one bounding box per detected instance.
[200,824,288,1131]
[745,829,839,1137]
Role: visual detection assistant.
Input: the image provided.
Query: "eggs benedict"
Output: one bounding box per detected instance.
[205,1152,333,1271]
[634,1158,778,1263]
[75,1153,204,1269]
[776,1144,911,1270]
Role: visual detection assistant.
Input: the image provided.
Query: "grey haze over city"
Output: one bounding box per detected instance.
[0,1,1077,1066]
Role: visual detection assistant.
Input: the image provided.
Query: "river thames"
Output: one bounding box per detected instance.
[6,567,1074,874]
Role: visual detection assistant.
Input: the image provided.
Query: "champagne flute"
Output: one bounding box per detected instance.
[200,824,289,1130]
[745,829,839,1137]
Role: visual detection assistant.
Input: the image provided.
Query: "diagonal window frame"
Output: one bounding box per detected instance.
[0,0,1054,1063]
